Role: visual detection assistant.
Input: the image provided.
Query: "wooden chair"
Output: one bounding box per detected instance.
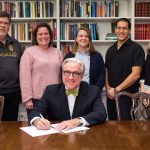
[115,91,150,120]
[0,96,4,121]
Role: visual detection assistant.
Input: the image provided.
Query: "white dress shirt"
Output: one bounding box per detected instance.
[75,50,90,84]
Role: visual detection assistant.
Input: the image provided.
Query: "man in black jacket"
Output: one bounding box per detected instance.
[29,58,107,130]
[0,11,23,121]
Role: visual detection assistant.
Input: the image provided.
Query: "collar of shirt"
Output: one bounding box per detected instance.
[114,38,131,49]
[77,49,89,56]
[0,34,13,47]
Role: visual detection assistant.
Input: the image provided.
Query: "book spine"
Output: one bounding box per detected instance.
[90,24,94,40]
[91,2,96,17]
[53,21,57,40]
[63,45,70,57]
[114,1,119,17]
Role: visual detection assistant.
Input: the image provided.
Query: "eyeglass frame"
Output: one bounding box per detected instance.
[115,26,129,31]
[63,71,82,78]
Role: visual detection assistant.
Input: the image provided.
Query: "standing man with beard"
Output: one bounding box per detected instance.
[0,11,23,121]
[105,18,145,120]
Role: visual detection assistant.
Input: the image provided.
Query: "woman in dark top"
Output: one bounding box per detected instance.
[64,27,105,92]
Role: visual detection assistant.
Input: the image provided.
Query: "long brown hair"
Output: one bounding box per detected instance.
[71,27,95,54]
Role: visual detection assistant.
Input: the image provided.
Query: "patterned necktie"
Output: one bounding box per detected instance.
[65,89,79,96]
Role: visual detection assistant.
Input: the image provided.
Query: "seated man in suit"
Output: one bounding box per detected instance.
[29,58,107,130]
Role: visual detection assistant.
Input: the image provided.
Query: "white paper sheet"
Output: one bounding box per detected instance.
[20,125,59,137]
[51,123,90,134]
[61,126,90,133]
[20,124,89,137]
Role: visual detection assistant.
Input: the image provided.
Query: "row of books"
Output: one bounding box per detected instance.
[60,23,99,40]
[8,21,56,41]
[0,1,54,18]
[135,24,150,40]
[60,0,119,17]
[135,2,150,17]
[9,22,150,42]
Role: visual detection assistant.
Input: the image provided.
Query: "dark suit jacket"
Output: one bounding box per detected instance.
[29,81,107,126]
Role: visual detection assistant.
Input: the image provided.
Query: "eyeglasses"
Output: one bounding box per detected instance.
[63,71,81,78]
[116,27,128,31]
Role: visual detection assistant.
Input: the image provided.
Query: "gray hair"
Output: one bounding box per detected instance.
[62,58,85,74]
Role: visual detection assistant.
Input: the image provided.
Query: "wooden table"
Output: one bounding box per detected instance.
[0,121,150,150]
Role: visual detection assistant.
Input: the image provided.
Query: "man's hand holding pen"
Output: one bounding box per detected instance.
[33,118,51,130]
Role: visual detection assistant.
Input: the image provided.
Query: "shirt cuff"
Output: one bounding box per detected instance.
[30,117,40,125]
[79,117,89,126]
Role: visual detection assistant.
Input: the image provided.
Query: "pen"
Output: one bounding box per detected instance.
[40,114,55,130]
[40,114,44,119]
[39,114,52,129]
[39,114,62,131]
[39,115,63,132]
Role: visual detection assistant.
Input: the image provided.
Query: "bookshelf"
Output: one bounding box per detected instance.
[1,0,149,55]
[59,0,150,57]
[0,0,57,49]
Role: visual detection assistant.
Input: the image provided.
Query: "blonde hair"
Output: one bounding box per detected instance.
[72,27,95,54]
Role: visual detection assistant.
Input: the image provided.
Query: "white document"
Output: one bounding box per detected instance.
[61,126,89,134]
[20,125,59,137]
[20,124,89,137]
[51,123,90,134]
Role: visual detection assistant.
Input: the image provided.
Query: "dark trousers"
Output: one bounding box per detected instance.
[1,91,21,121]
[107,95,132,120]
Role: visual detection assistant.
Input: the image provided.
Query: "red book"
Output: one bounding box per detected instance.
[143,24,146,40]
[148,2,150,17]
[138,24,142,40]
[141,2,145,17]
[140,24,143,40]
[63,45,69,57]
[5,2,10,14]
[144,2,148,17]
[135,24,140,40]
[138,2,142,17]
[145,24,149,40]
[135,2,138,17]
[146,24,150,40]
[135,24,138,40]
